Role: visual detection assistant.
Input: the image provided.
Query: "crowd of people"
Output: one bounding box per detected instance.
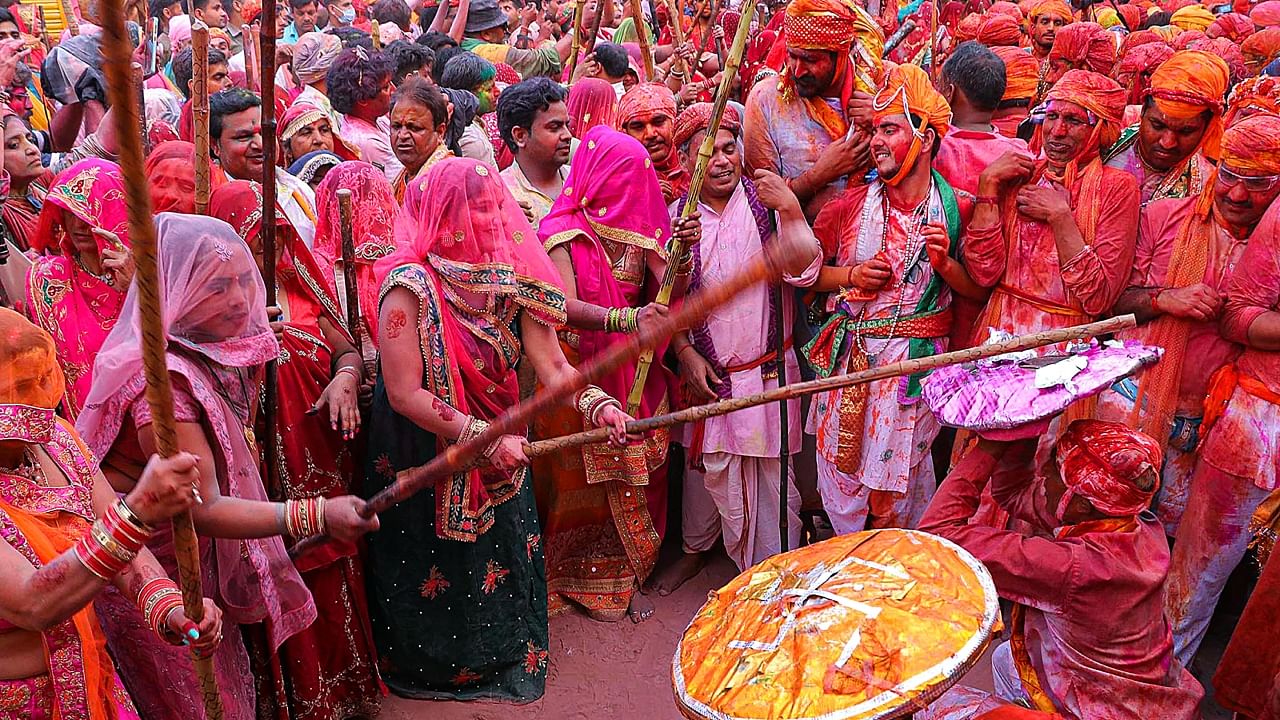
[0,0,1276,715]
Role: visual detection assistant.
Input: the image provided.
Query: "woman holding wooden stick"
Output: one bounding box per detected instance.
[77,213,379,720]
[364,156,634,702]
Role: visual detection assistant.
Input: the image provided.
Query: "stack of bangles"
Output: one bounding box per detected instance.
[137,577,187,645]
[284,497,328,538]
[605,307,640,334]
[74,499,152,582]
[458,415,503,460]
[576,385,622,427]
[674,250,694,276]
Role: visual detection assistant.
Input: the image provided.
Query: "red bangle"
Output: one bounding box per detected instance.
[975,195,1001,205]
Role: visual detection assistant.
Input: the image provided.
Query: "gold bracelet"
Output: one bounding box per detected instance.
[114,498,155,534]
[576,386,611,417]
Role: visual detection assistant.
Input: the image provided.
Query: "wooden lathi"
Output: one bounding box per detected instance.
[673,529,999,719]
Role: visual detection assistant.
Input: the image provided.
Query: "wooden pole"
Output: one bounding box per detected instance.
[261,0,281,492]
[629,0,655,80]
[99,2,225,718]
[243,24,260,93]
[693,0,722,67]
[530,315,1139,456]
[566,0,586,82]
[60,0,79,36]
[584,0,606,57]
[192,23,211,215]
[624,0,754,415]
[289,234,808,560]
[663,0,688,77]
[336,189,365,359]
[372,20,382,49]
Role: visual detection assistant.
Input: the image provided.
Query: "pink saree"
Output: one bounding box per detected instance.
[24,158,131,420]
[533,126,673,620]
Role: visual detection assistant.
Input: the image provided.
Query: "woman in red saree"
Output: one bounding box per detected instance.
[566,78,618,139]
[312,161,400,355]
[209,181,384,720]
[1,107,51,252]
[24,158,132,420]
[535,125,696,622]
[0,307,223,720]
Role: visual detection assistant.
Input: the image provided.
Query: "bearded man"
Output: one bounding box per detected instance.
[1027,0,1073,59]
[742,0,880,218]
[1164,113,1280,666]
[801,65,981,534]
[918,421,1204,719]
[1104,50,1229,207]
[616,83,687,204]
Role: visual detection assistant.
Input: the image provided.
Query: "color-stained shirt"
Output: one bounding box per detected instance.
[743,80,846,218]
[935,125,1030,196]
[339,114,403,182]
[919,440,1205,720]
[1105,138,1213,207]
[500,161,570,231]
[460,37,563,79]
[1223,200,1280,396]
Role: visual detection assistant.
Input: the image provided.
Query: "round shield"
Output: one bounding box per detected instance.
[673,529,999,720]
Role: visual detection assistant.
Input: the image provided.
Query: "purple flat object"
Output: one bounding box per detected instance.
[921,340,1162,434]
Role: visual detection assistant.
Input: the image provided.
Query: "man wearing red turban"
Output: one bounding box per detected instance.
[1112,40,1173,106]
[1046,21,1117,84]
[965,69,1138,347]
[616,82,687,203]
[800,63,981,535]
[743,0,881,218]
[919,420,1203,718]
[1242,26,1280,73]
[1104,50,1229,207]
[1225,73,1280,124]
[1164,112,1280,668]
[991,45,1040,137]
[978,13,1026,46]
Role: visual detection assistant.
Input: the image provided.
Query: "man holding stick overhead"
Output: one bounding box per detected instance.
[654,102,821,593]
[802,64,981,534]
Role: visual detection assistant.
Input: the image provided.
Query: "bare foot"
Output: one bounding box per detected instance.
[628,592,656,623]
[652,551,707,597]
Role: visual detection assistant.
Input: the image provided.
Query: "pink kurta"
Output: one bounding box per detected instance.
[934,125,1030,196]
[338,114,403,182]
[1104,145,1213,207]
[919,441,1205,720]
[1222,201,1280,398]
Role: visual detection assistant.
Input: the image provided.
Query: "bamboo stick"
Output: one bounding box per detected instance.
[192,23,211,215]
[624,0,755,415]
[566,0,586,82]
[372,20,382,49]
[336,189,364,359]
[663,0,687,77]
[629,0,655,80]
[773,281,789,553]
[243,24,259,93]
[532,315,1138,456]
[584,0,606,57]
[289,233,808,560]
[261,0,282,492]
[693,0,722,68]
[61,0,79,36]
[99,2,225,718]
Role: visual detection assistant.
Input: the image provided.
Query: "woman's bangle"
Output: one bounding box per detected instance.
[457,415,490,445]
[137,577,185,642]
[335,365,360,382]
[845,266,855,288]
[74,507,150,581]
[284,497,327,538]
[605,307,640,334]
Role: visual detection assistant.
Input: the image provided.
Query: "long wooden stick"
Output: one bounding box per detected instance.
[289,237,807,560]
[243,24,260,93]
[663,0,688,77]
[61,0,79,36]
[192,23,211,215]
[584,0,606,57]
[693,0,723,67]
[336,189,364,359]
[532,315,1138,456]
[773,282,789,553]
[99,3,225,718]
[630,0,655,79]
[261,0,281,492]
[566,0,586,82]
[625,0,754,415]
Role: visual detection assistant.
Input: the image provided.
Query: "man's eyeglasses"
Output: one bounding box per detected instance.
[1219,166,1280,193]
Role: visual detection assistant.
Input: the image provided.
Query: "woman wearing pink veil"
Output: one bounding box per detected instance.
[21,159,133,420]
[566,78,618,139]
[76,213,380,720]
[533,125,698,623]
[365,156,634,701]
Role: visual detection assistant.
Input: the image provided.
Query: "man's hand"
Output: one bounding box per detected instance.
[753,169,801,215]
[671,211,702,250]
[978,151,1035,194]
[848,255,892,292]
[922,223,951,272]
[0,39,31,89]
[809,130,870,187]
[846,90,874,128]
[1015,183,1072,224]
[677,346,721,402]
[1155,283,1223,322]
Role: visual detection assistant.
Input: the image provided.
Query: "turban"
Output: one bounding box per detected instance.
[1054,420,1162,518]
[1172,29,1208,49]
[1045,69,1127,150]
[279,102,328,143]
[1189,37,1247,82]
[1118,3,1144,30]
[1171,4,1216,30]
[990,1,1025,18]
[672,102,742,148]
[957,13,985,42]
[1219,112,1280,176]
[1146,50,1229,158]
[784,0,877,50]
[616,82,677,127]
[1120,29,1166,54]
[1254,0,1280,26]
[242,0,263,24]
[1150,25,1180,43]
[994,45,1040,100]
[1029,0,1073,22]
[979,14,1026,45]
[1243,27,1280,71]
[1207,12,1256,40]
[1096,7,1121,29]
[0,308,65,443]
[1226,74,1280,123]
[293,31,344,84]
[872,63,952,183]
[168,15,191,46]
[1049,22,1118,76]
[1116,39,1174,75]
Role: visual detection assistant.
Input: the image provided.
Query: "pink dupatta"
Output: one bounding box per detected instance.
[25,158,131,420]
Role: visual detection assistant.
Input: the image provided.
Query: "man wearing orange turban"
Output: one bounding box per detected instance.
[1112,40,1174,106]
[1163,113,1280,669]
[1046,21,1118,84]
[1028,0,1074,58]
[800,63,979,536]
[978,13,1026,46]
[991,45,1040,137]
[965,70,1139,349]
[1242,26,1280,73]
[1102,113,1280,551]
[743,0,881,217]
[1104,50,1228,208]
[919,419,1203,718]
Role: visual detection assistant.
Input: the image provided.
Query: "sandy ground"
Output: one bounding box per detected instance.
[376,550,997,720]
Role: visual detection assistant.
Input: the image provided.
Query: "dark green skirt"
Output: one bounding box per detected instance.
[363,377,548,702]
